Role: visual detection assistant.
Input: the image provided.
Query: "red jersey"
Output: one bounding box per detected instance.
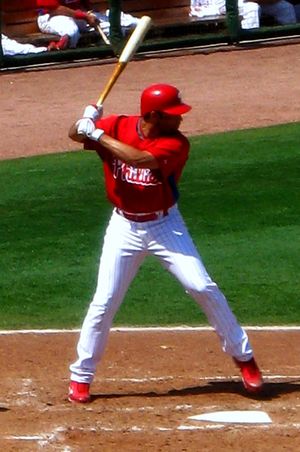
[83,115,190,213]
[36,0,84,12]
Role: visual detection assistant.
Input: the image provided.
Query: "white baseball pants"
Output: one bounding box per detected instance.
[37,14,88,47]
[70,205,253,383]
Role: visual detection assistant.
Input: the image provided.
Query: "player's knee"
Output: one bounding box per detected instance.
[68,31,80,48]
[64,23,80,47]
[186,281,209,296]
[186,281,218,299]
[90,294,120,320]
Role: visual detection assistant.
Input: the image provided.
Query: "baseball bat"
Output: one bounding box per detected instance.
[88,11,111,45]
[96,15,152,106]
[96,23,110,45]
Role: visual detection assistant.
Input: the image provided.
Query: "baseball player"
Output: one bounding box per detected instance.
[36,0,100,50]
[67,84,264,403]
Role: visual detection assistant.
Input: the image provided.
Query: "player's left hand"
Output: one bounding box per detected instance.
[76,119,104,142]
[88,128,105,142]
[83,104,103,121]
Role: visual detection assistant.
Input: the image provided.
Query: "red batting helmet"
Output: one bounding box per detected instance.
[140,84,192,116]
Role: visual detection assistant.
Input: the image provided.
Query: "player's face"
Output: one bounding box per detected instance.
[157,112,182,133]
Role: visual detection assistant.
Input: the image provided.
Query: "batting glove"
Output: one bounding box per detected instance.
[82,104,103,121]
[87,128,105,142]
[76,118,95,136]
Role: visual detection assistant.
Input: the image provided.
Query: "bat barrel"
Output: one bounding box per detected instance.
[119,16,152,63]
[96,16,152,106]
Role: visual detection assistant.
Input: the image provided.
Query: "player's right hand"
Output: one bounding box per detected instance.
[83,104,103,121]
[86,13,99,28]
[76,118,95,136]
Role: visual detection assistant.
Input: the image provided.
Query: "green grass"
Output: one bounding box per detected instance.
[0,122,299,328]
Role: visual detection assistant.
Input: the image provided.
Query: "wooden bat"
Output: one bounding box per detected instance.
[96,16,152,107]
[96,23,110,45]
[88,11,110,45]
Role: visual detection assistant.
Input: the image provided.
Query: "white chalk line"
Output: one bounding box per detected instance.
[3,422,300,442]
[101,375,300,383]
[0,327,298,445]
[5,435,45,441]
[3,374,299,410]
[3,426,66,447]
[177,422,300,431]
[3,385,300,445]
[0,326,300,335]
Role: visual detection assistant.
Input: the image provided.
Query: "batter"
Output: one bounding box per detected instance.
[67,83,264,403]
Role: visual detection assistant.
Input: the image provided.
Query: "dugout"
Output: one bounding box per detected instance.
[1,0,300,70]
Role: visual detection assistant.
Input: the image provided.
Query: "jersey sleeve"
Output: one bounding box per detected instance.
[36,0,59,9]
[147,135,190,178]
[83,115,120,160]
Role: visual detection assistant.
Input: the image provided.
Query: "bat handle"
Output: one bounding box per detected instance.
[96,24,110,45]
[96,62,127,106]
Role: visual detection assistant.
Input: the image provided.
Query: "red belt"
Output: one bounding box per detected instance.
[116,208,166,222]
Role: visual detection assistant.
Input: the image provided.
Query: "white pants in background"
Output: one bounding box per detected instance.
[37,11,139,48]
[239,1,260,29]
[37,14,88,47]
[190,0,260,29]
[190,0,296,28]
[1,34,47,56]
[70,205,253,383]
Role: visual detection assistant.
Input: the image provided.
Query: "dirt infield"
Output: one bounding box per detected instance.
[1,42,300,160]
[1,42,300,450]
[0,329,300,451]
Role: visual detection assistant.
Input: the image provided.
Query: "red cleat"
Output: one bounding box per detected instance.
[234,357,264,394]
[56,35,69,50]
[68,381,91,403]
[47,35,70,51]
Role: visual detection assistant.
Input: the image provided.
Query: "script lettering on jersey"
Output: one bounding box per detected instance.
[112,160,162,186]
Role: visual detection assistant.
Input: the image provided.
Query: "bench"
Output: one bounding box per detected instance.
[1,0,227,49]
[2,0,54,45]
[1,0,109,47]
[95,0,226,35]
[89,0,227,44]
[117,0,225,26]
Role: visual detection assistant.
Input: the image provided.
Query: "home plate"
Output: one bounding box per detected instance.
[188,411,272,424]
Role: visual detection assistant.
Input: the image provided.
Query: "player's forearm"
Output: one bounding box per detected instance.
[100,134,159,169]
[50,5,86,18]
[68,122,85,143]
[49,5,74,16]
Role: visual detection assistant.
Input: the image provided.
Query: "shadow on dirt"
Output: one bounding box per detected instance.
[258,380,300,400]
[0,407,9,412]
[92,379,300,402]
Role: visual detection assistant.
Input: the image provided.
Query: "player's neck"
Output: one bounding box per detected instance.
[139,118,160,139]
